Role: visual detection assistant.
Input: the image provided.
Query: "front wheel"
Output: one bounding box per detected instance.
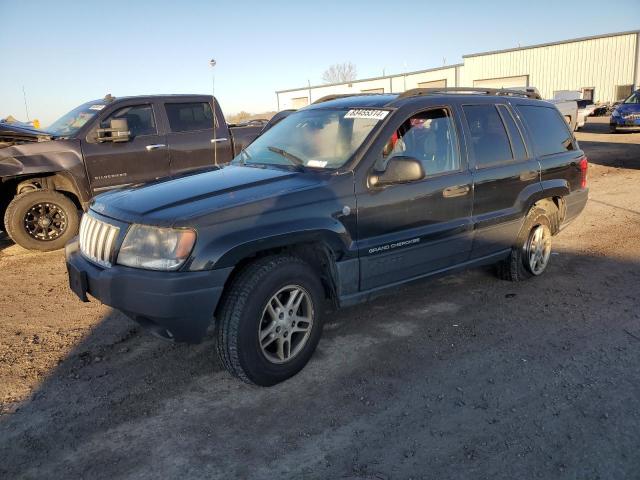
[216,255,325,386]
[3,190,80,251]
[497,207,552,282]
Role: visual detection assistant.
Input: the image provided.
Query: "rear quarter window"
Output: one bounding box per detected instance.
[517,105,574,157]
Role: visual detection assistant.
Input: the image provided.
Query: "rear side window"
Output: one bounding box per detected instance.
[517,105,574,156]
[165,102,214,132]
[496,104,528,161]
[462,105,513,167]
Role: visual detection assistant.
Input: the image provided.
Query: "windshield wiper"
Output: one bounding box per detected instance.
[267,146,305,169]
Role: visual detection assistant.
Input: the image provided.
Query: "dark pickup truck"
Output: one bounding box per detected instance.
[0,94,261,251]
[66,88,588,386]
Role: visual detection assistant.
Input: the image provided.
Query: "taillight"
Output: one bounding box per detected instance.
[579,156,588,189]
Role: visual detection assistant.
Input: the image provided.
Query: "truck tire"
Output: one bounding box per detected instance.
[496,207,552,282]
[216,255,325,386]
[4,190,79,251]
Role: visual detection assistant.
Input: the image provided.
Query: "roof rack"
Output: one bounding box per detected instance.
[312,92,387,105]
[397,87,542,100]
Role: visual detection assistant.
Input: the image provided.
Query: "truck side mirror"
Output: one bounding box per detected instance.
[96,118,130,143]
[369,156,425,187]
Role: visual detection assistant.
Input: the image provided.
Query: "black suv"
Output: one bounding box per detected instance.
[66,88,588,386]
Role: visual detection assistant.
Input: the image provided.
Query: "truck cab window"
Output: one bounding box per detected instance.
[381,108,460,177]
[165,102,215,132]
[100,105,156,137]
[462,104,513,167]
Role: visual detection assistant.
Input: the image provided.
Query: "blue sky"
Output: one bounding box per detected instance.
[1,0,639,126]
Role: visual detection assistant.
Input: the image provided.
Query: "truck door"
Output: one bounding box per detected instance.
[163,100,233,176]
[461,102,543,258]
[82,103,170,193]
[356,106,474,291]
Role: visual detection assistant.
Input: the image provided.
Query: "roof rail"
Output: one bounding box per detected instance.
[312,92,387,105]
[397,87,542,100]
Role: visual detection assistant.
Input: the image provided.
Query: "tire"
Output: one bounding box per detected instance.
[3,190,79,251]
[216,255,325,386]
[496,207,552,282]
[610,126,618,134]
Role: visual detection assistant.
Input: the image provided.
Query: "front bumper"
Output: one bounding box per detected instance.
[65,239,232,343]
[610,116,640,129]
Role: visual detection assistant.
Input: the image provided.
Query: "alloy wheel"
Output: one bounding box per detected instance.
[258,285,314,364]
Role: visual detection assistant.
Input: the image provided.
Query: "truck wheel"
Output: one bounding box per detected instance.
[216,255,325,386]
[496,207,552,282]
[4,190,79,251]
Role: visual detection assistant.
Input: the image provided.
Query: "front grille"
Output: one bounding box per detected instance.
[624,113,640,120]
[79,214,120,268]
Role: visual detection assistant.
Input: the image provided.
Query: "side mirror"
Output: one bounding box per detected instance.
[96,118,130,143]
[370,156,425,187]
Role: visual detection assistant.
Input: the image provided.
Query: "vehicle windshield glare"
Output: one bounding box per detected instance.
[47,101,105,137]
[233,108,386,169]
[623,92,639,104]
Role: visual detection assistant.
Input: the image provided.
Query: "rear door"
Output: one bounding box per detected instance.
[82,102,170,193]
[164,100,233,175]
[356,106,474,291]
[461,102,542,258]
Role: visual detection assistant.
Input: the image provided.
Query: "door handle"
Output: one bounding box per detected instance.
[211,137,229,143]
[145,144,166,151]
[519,170,539,181]
[442,185,470,198]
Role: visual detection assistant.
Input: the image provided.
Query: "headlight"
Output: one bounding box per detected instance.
[117,224,196,271]
[611,110,621,117]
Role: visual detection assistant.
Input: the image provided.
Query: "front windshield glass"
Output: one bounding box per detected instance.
[623,92,639,104]
[46,101,105,137]
[233,108,387,169]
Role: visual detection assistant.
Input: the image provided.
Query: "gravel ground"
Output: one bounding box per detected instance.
[1,117,639,479]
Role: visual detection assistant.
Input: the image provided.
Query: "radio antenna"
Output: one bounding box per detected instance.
[209,59,217,166]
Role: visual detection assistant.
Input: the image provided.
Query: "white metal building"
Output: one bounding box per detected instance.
[276,30,640,110]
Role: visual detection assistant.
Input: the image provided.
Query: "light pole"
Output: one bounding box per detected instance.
[209,59,218,166]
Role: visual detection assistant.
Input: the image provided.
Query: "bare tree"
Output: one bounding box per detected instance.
[322,62,357,84]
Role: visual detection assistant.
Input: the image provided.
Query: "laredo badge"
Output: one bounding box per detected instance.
[344,109,389,121]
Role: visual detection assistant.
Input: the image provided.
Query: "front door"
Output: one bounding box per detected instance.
[356,106,474,291]
[82,103,170,194]
[164,100,233,176]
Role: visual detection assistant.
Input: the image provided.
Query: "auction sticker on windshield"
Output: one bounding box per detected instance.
[89,105,106,111]
[344,109,389,121]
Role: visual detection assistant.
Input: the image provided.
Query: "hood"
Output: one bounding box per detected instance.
[91,165,329,226]
[614,103,640,115]
[0,122,52,147]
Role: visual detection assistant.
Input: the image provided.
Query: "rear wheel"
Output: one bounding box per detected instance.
[3,190,79,251]
[216,255,325,386]
[497,207,552,281]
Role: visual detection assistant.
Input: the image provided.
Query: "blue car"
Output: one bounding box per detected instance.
[610,90,640,132]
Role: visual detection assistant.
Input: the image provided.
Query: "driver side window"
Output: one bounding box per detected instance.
[100,104,157,137]
[380,108,460,177]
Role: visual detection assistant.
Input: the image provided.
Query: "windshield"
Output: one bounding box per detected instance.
[46,101,106,137]
[623,92,640,104]
[233,108,387,169]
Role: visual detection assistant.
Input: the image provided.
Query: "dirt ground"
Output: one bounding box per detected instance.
[1,117,639,479]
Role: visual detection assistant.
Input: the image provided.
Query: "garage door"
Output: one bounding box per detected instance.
[473,75,529,89]
[417,79,447,88]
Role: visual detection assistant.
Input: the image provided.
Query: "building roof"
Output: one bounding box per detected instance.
[463,30,640,59]
[276,64,463,94]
